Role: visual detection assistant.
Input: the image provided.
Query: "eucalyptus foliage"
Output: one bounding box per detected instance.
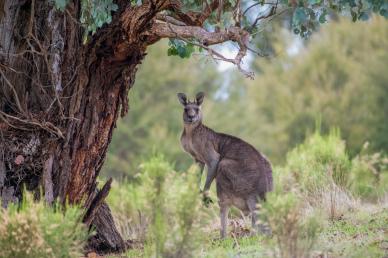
[54,0,118,37]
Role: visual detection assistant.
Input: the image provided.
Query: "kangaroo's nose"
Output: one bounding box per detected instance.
[187,111,196,118]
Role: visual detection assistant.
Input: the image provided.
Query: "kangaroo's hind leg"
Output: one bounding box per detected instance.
[246,197,259,234]
[216,159,234,239]
[247,196,272,236]
[219,203,229,239]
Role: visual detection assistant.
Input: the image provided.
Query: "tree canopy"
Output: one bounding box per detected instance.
[54,0,388,78]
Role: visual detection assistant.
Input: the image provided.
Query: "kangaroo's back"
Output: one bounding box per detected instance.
[214,132,273,198]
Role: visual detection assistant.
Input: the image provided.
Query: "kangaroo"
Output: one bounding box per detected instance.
[177,92,273,238]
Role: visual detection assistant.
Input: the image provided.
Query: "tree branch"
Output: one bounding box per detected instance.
[156,13,187,26]
[250,1,278,29]
[148,21,254,78]
[168,0,219,26]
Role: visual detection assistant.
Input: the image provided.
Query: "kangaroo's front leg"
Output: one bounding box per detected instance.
[196,159,205,188]
[203,158,219,192]
[202,158,219,206]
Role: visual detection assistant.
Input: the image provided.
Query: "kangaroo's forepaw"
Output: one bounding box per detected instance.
[202,192,213,207]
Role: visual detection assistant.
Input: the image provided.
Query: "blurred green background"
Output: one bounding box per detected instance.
[102,16,388,179]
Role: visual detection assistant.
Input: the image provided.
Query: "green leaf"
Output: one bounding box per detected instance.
[319,9,327,23]
[381,9,388,18]
[348,0,357,8]
[378,3,388,18]
[359,12,369,21]
[228,0,237,7]
[293,7,308,25]
[167,47,178,56]
[54,0,69,11]
[96,19,104,28]
[79,0,117,39]
[166,40,196,58]
[308,0,321,5]
[111,3,118,11]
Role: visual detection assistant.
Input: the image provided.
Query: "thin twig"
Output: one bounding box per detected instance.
[243,2,279,16]
[250,1,278,29]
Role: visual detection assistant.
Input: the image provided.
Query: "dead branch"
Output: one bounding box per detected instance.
[83,178,113,226]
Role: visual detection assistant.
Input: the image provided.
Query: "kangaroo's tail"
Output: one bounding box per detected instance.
[265,164,273,192]
[261,155,274,193]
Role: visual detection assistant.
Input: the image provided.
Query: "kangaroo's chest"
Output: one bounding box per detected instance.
[181,134,196,156]
[181,133,204,162]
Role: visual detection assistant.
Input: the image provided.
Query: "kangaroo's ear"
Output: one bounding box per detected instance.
[177,93,187,106]
[196,92,205,105]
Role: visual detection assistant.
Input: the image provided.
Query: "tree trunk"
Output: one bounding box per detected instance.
[0,0,161,254]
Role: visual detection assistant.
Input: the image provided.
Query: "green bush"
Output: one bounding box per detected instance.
[0,196,88,258]
[349,143,388,199]
[277,130,359,220]
[286,129,351,194]
[108,155,211,258]
[108,178,149,242]
[262,191,322,258]
[282,129,388,201]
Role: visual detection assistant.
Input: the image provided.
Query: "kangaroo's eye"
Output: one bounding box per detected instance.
[184,108,188,112]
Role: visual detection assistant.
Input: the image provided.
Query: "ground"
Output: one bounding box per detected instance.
[122,201,388,258]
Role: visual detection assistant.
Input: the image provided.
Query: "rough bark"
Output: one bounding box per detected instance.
[0,0,153,254]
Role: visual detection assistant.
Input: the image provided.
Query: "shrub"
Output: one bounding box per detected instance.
[274,130,361,221]
[286,130,351,195]
[108,155,210,258]
[141,156,209,258]
[0,196,88,258]
[108,179,149,242]
[262,191,322,258]
[349,143,388,199]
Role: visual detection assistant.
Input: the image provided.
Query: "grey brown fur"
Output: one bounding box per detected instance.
[177,92,273,238]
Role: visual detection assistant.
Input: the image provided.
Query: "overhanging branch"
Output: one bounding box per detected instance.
[119,0,281,78]
[147,21,254,78]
